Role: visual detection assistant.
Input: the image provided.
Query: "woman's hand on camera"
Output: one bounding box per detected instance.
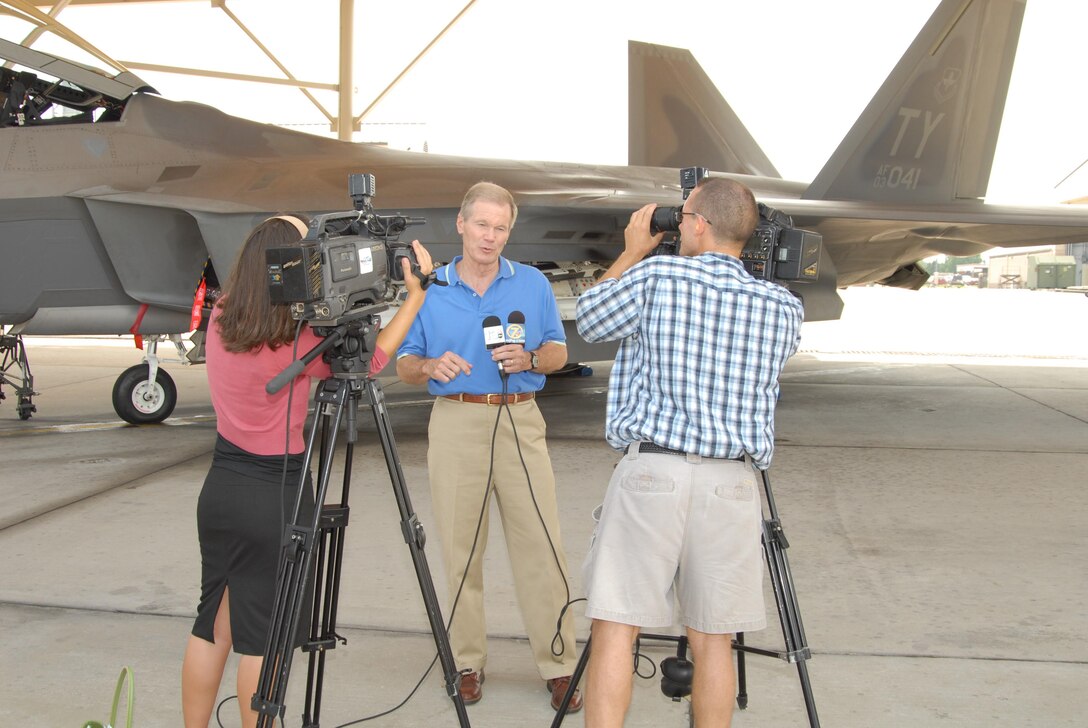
[402,240,434,297]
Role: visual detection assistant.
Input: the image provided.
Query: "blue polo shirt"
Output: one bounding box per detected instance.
[397,256,566,395]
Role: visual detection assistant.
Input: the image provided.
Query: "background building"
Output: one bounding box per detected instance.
[983,244,1084,289]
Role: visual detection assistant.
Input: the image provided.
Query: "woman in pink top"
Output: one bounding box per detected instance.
[181,214,432,728]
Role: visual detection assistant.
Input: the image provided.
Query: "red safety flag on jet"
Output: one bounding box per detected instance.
[190,278,207,331]
[130,303,149,350]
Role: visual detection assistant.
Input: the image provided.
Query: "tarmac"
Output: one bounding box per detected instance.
[1,286,1086,727]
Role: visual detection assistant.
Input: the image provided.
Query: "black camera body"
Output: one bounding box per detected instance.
[740,203,822,283]
[266,173,424,326]
[646,166,822,286]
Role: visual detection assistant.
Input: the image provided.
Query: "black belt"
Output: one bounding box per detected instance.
[625,442,744,462]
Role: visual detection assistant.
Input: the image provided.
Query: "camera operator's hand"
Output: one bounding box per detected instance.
[402,240,434,297]
[592,204,667,286]
[626,203,666,259]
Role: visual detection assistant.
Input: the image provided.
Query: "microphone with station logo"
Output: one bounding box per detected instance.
[482,314,506,374]
[506,310,526,347]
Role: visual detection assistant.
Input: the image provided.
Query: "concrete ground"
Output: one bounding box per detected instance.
[1,287,1086,727]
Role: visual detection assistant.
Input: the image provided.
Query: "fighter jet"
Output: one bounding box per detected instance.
[2,0,1087,423]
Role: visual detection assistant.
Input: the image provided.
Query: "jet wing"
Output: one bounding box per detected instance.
[4,0,1088,343]
[775,198,1088,287]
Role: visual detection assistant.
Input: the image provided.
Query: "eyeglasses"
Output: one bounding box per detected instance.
[679,211,712,226]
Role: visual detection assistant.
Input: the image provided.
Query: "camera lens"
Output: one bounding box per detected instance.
[649,206,682,234]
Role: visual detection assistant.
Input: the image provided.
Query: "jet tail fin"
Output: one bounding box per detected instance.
[803,0,1025,203]
[628,40,780,178]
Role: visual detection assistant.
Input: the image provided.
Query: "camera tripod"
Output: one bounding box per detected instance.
[251,318,470,728]
[551,468,819,727]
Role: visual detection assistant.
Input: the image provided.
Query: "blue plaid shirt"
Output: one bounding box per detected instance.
[576,253,802,469]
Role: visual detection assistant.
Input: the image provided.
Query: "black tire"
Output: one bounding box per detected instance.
[112,364,177,424]
[17,396,34,420]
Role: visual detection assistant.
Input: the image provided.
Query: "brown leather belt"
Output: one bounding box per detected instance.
[442,392,536,405]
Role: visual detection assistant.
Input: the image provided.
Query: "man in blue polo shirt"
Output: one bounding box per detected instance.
[396,182,582,712]
[576,177,803,728]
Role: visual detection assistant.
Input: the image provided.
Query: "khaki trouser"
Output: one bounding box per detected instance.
[427,396,578,679]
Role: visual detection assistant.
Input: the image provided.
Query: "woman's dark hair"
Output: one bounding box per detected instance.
[215,214,310,353]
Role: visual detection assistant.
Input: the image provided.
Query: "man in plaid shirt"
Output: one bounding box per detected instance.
[575,177,802,727]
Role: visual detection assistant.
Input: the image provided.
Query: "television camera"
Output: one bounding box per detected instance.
[648,166,823,286]
[266,173,436,327]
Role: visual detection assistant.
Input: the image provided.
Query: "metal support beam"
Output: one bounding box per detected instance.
[213,0,336,124]
[337,0,354,139]
[18,0,72,48]
[354,0,477,125]
[13,0,479,141]
[5,0,129,72]
[112,61,337,91]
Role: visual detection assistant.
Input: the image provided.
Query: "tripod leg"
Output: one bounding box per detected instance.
[302,395,358,728]
[253,379,352,728]
[734,631,748,709]
[364,378,471,727]
[300,494,351,727]
[549,636,591,728]
[797,658,820,727]
[759,470,821,728]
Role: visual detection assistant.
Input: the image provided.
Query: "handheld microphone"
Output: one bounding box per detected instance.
[506,311,526,346]
[482,315,506,373]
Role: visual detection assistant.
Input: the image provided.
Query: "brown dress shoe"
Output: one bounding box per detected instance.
[459,670,484,705]
[546,675,583,713]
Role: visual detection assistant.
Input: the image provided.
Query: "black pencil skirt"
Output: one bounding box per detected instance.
[191,435,315,655]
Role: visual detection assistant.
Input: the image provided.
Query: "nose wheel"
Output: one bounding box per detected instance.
[112,364,177,424]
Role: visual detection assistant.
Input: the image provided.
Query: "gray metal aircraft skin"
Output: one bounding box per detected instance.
[2,0,1087,344]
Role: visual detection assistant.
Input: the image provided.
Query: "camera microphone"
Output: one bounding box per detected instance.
[506,311,526,346]
[482,315,506,373]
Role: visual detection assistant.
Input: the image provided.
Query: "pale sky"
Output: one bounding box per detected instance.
[7,0,1088,205]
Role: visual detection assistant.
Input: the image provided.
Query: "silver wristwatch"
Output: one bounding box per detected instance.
[530,351,539,371]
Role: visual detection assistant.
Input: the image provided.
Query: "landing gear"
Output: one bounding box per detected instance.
[110,334,194,424]
[112,363,177,424]
[1,333,37,420]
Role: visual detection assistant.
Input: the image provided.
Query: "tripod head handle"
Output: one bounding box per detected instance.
[266,329,344,395]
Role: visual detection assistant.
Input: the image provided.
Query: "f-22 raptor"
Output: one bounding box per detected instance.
[2,0,1086,423]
